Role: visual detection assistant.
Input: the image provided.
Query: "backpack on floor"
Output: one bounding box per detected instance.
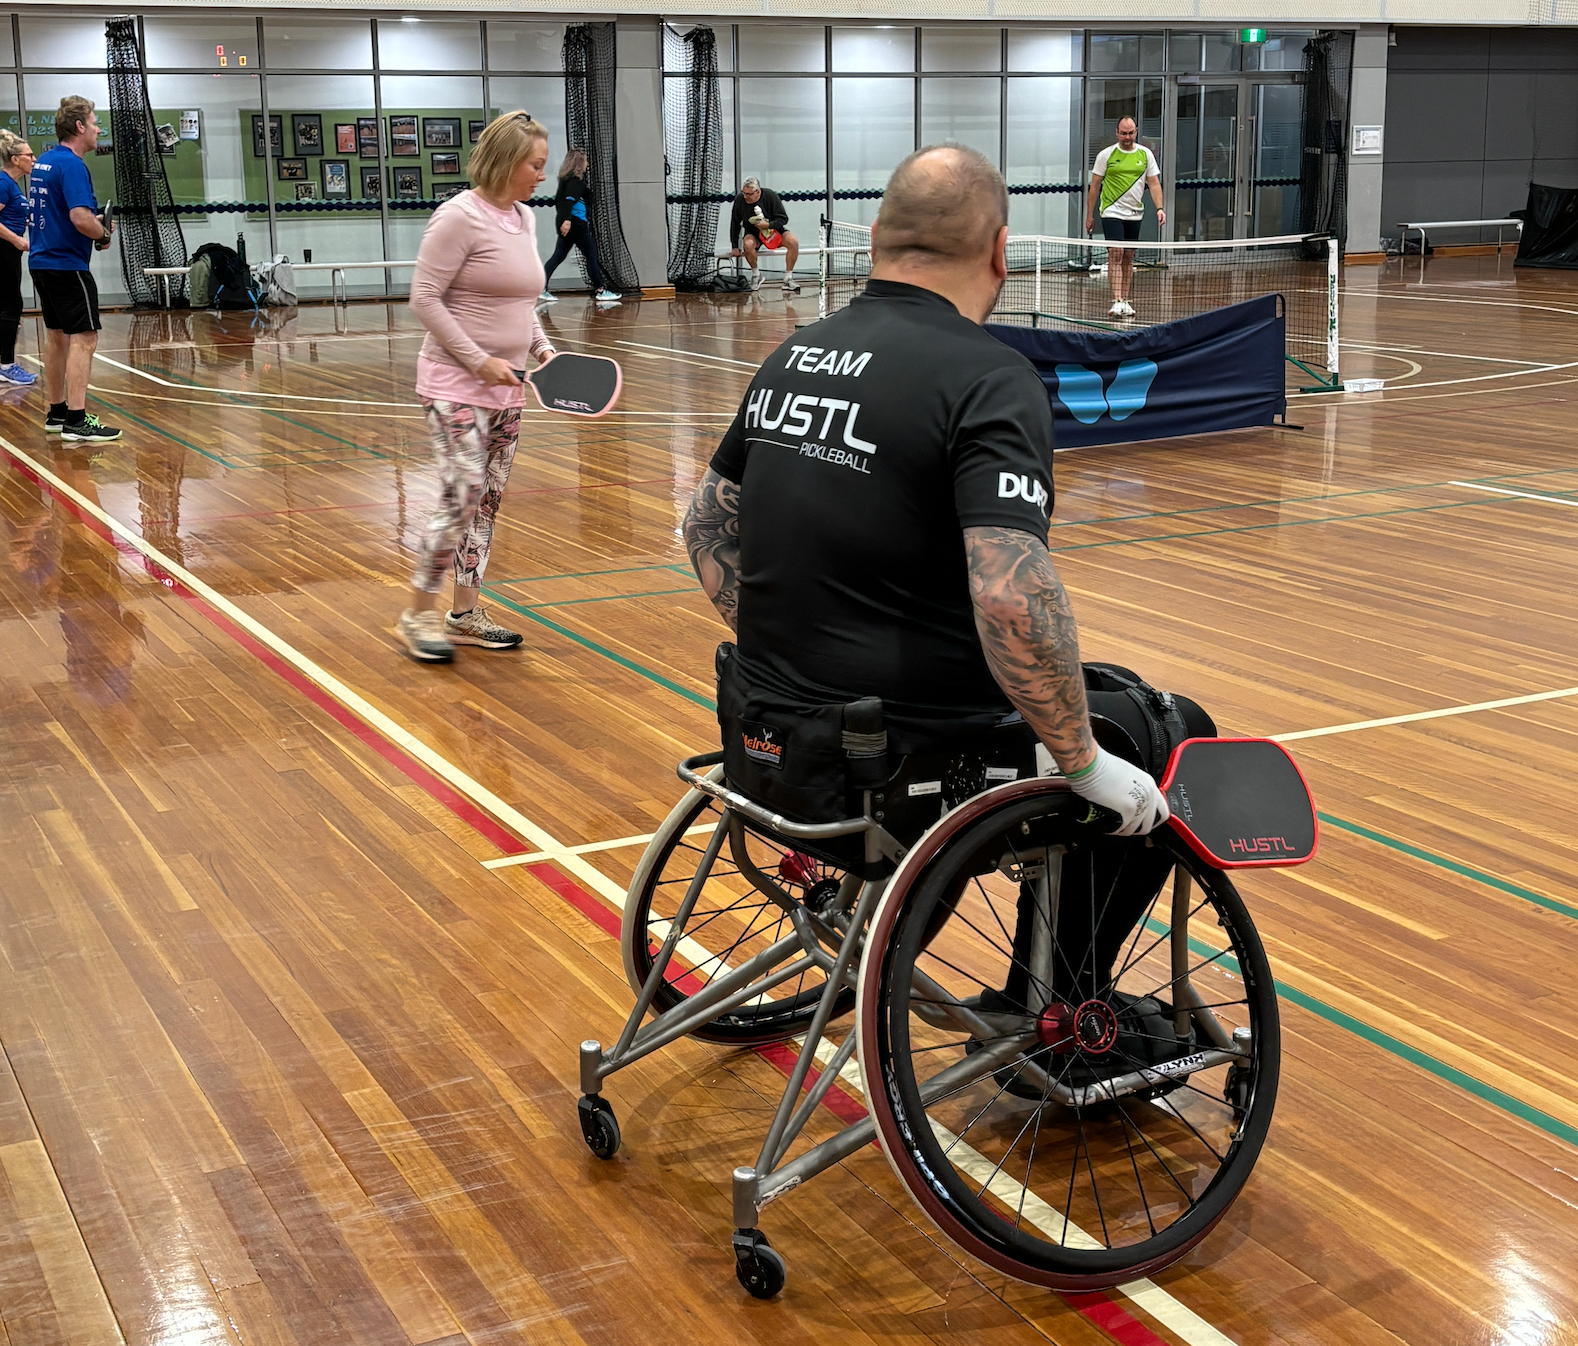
[254,254,297,306]
[185,254,213,308]
[191,242,259,310]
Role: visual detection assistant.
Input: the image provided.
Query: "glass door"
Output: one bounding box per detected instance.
[1171,80,1238,241]
[1249,81,1302,236]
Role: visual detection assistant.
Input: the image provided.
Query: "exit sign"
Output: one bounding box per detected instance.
[1239,27,1268,43]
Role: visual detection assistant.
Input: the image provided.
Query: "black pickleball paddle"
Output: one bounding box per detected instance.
[512,352,623,418]
[1159,738,1318,869]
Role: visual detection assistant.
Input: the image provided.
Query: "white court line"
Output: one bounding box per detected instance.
[809,1041,1235,1346]
[1339,342,1556,368]
[481,824,714,869]
[615,339,759,368]
[1288,357,1578,398]
[0,430,1230,1346]
[1450,480,1578,509]
[1272,686,1578,741]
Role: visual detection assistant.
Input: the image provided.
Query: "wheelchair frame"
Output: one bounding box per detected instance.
[577,749,1258,1296]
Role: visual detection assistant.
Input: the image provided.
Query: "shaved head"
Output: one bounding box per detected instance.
[872,144,1008,267]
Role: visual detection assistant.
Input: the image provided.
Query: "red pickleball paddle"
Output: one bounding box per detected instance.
[1158,738,1318,869]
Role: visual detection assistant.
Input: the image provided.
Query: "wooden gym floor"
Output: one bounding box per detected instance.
[1,252,1576,1346]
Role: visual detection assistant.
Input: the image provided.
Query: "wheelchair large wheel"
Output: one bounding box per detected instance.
[622,781,857,1045]
[857,780,1279,1290]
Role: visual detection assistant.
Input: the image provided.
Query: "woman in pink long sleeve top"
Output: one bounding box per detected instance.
[397,111,556,664]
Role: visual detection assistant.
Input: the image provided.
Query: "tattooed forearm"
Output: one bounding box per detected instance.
[964,524,1096,774]
[683,468,742,633]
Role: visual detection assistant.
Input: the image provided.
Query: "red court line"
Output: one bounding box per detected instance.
[11,453,1175,1346]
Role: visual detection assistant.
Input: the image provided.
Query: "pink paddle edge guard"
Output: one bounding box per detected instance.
[526,352,624,420]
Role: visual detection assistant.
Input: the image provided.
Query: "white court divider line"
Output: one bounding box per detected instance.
[1450,480,1578,509]
[0,434,629,912]
[481,824,715,870]
[808,1039,1235,1346]
[1272,685,1578,741]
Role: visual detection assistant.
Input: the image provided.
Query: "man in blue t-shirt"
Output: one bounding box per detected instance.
[29,95,120,442]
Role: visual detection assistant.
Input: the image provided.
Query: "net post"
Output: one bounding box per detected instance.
[1326,236,1339,381]
[817,215,828,321]
[1034,238,1043,316]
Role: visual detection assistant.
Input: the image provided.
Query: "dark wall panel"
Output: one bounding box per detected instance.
[1383,27,1578,244]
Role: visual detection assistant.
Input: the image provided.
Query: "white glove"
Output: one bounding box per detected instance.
[1064,746,1169,836]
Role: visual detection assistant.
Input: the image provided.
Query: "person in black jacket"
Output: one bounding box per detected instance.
[728,178,800,293]
[540,148,620,304]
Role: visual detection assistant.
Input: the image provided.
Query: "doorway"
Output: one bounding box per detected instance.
[1167,74,1303,240]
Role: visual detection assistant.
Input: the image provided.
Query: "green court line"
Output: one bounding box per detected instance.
[492,593,1577,1147]
[87,393,246,469]
[1158,922,1578,1151]
[1317,812,1578,921]
[1049,498,1490,553]
[515,586,698,611]
[480,586,716,709]
[494,563,692,586]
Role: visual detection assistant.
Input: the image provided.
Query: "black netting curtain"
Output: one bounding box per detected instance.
[1299,30,1354,255]
[106,17,188,307]
[664,26,723,286]
[563,23,639,293]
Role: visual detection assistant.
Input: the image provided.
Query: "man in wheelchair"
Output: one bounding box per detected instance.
[575,144,1289,1299]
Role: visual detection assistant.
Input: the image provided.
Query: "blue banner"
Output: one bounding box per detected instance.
[987,295,1286,450]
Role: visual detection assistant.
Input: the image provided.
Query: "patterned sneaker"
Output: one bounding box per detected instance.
[398,608,455,663]
[0,362,36,385]
[60,413,122,442]
[445,603,523,649]
[45,407,66,433]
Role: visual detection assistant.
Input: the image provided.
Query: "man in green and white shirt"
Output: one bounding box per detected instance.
[1084,116,1165,320]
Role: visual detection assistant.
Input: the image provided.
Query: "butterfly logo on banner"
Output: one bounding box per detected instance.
[1053,359,1159,425]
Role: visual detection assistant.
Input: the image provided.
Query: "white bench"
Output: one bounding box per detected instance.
[144,259,418,308]
[1396,218,1522,257]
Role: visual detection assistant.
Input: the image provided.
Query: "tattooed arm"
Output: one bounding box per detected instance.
[964,524,1097,775]
[684,468,742,633]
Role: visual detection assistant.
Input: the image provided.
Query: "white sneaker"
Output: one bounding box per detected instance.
[1109,302,1124,318]
[1119,300,1135,317]
[782,279,801,294]
[749,270,762,290]
[538,291,557,305]
[397,608,454,663]
[594,288,621,303]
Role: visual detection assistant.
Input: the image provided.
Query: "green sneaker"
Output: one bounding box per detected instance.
[60,413,122,443]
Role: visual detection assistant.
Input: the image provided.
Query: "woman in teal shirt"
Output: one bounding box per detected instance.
[0,130,35,385]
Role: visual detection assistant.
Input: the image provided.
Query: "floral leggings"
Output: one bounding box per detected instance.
[411,400,522,594]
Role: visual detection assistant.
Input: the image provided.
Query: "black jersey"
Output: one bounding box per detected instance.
[729,189,789,247]
[710,278,1055,747]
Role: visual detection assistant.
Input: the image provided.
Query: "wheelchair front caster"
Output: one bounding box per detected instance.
[578,1095,621,1160]
[733,1229,786,1299]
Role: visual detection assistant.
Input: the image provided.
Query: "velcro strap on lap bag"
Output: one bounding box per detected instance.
[1082,661,1194,780]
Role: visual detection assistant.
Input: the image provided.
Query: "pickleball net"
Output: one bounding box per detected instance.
[817,218,1339,390]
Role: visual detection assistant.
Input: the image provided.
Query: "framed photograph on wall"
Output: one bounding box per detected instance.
[357,117,381,158]
[430,152,460,176]
[389,115,418,156]
[392,166,423,199]
[468,120,485,144]
[292,113,323,155]
[321,159,350,199]
[360,166,382,199]
[277,157,307,181]
[251,114,283,158]
[433,181,470,202]
[423,117,460,149]
[334,123,356,154]
[294,182,319,201]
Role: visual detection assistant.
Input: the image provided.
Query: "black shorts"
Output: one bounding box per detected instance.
[31,268,101,335]
[1100,216,1143,243]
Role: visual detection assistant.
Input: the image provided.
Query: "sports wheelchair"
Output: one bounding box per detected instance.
[575,664,1316,1298]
